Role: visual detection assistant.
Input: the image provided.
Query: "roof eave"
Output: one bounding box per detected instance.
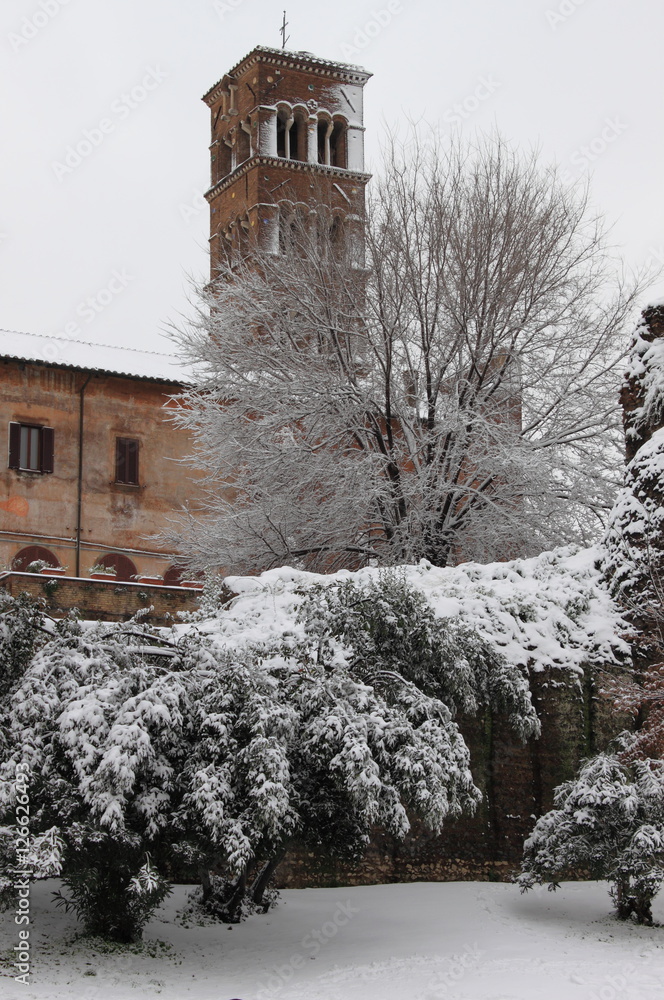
[202,45,372,106]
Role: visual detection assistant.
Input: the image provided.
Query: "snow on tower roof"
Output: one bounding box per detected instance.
[202,45,372,105]
[0,329,193,384]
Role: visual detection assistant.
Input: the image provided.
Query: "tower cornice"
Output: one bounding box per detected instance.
[204,155,372,203]
[202,46,372,107]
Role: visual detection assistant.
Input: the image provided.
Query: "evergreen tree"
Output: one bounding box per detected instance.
[519,750,664,924]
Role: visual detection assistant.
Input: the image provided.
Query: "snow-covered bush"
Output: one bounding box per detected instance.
[287,572,539,740]
[0,826,63,911]
[1,575,531,932]
[25,559,51,574]
[53,848,171,943]
[0,616,186,940]
[170,570,546,920]
[89,562,116,576]
[0,591,47,700]
[519,749,664,924]
[219,546,627,686]
[172,591,498,921]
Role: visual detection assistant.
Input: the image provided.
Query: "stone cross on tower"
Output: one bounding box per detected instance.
[202,46,372,277]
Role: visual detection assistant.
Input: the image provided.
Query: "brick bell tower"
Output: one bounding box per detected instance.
[202,46,372,274]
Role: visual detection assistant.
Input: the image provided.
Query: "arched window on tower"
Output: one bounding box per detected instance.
[277,114,288,158]
[215,136,233,181]
[329,122,347,168]
[317,118,347,168]
[290,114,307,161]
[276,109,306,161]
[317,119,333,165]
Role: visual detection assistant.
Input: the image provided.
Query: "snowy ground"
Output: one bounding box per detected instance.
[2,880,663,1000]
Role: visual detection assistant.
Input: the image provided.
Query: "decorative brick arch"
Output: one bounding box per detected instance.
[96,552,138,582]
[12,545,60,571]
[162,565,184,587]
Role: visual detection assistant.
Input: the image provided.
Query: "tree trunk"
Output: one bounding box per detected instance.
[251,849,287,909]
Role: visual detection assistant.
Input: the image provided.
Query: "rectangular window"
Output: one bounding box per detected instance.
[8,422,54,473]
[115,437,139,485]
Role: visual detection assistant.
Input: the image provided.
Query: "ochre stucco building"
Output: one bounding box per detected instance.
[0,333,202,618]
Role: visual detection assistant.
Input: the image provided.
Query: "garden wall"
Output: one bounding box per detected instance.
[277,666,629,887]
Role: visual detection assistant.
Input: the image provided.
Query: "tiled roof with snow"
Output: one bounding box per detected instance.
[0,329,193,384]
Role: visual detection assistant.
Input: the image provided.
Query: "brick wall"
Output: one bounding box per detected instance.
[276,665,629,887]
[0,572,202,625]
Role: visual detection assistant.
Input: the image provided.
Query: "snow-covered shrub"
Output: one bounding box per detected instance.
[172,629,486,922]
[0,826,63,911]
[0,584,505,931]
[0,591,47,700]
[602,304,664,601]
[53,847,171,943]
[25,559,50,573]
[289,572,540,740]
[89,562,116,576]
[0,616,186,940]
[518,749,664,924]
[220,546,627,689]
[171,571,545,920]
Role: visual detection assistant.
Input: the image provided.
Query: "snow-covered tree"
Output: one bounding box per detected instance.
[0,575,541,932]
[519,749,664,924]
[170,132,647,574]
[0,591,47,700]
[603,303,664,601]
[599,303,664,764]
[0,616,183,940]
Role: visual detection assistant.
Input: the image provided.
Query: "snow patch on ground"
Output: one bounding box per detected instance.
[2,880,662,999]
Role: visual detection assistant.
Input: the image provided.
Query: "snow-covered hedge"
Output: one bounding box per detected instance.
[188,544,628,683]
[1,572,542,936]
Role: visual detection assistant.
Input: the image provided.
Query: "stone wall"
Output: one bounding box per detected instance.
[0,571,202,625]
[277,665,629,887]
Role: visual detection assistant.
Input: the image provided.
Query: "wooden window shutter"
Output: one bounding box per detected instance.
[115,437,139,484]
[41,427,54,474]
[115,437,125,483]
[8,422,21,469]
[127,439,139,485]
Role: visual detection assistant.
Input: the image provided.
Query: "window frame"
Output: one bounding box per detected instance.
[8,422,54,474]
[114,436,140,486]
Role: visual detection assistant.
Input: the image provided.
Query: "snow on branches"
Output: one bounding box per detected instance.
[170,134,646,574]
[603,304,664,600]
[218,545,627,685]
[1,571,532,932]
[519,750,664,924]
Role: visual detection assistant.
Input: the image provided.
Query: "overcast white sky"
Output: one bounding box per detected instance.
[1,0,662,355]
